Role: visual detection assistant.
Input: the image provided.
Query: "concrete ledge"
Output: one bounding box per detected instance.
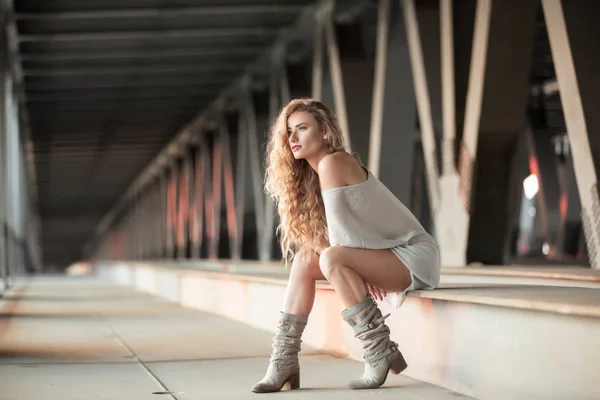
[442,266,600,282]
[95,261,600,400]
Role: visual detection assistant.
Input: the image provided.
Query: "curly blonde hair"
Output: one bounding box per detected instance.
[264,98,347,264]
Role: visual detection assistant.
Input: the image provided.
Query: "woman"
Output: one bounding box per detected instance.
[252,98,440,393]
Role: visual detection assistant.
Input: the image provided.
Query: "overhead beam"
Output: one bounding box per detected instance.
[24,78,231,91]
[18,28,277,43]
[19,47,260,62]
[23,64,240,77]
[27,92,217,103]
[15,5,304,21]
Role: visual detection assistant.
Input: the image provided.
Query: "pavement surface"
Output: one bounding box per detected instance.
[0,276,471,399]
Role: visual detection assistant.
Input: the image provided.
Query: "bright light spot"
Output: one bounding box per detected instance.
[542,243,550,255]
[523,174,539,200]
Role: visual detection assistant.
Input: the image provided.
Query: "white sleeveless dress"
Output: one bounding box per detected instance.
[321,170,440,309]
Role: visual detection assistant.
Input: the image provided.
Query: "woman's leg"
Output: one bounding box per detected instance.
[252,249,326,393]
[282,249,326,316]
[319,246,411,308]
[319,246,413,390]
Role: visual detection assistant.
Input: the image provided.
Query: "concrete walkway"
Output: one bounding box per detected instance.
[0,276,470,399]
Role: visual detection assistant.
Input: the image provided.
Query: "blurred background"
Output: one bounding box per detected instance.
[2,1,600,399]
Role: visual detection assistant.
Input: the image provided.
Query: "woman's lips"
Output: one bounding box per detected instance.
[292,145,302,152]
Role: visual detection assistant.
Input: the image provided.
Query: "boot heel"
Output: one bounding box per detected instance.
[283,373,300,390]
[389,353,408,375]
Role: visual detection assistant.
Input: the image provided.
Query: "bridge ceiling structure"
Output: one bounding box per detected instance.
[13,0,327,267]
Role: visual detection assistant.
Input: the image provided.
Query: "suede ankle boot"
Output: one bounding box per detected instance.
[341,295,407,389]
[251,312,308,393]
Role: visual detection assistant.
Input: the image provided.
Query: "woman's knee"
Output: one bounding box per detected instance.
[318,246,342,277]
[291,249,321,280]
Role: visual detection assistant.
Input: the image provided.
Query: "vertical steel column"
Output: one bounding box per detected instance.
[4,70,16,281]
[436,0,470,266]
[366,0,419,209]
[201,139,215,259]
[440,0,456,176]
[259,62,284,262]
[0,35,7,287]
[368,0,390,177]
[402,0,441,214]
[323,3,351,151]
[152,178,161,258]
[219,115,238,259]
[134,195,141,260]
[244,89,266,259]
[159,171,168,259]
[312,12,324,100]
[177,153,192,259]
[232,112,247,261]
[456,0,491,212]
[209,134,223,259]
[190,144,205,259]
[141,189,148,259]
[165,162,177,259]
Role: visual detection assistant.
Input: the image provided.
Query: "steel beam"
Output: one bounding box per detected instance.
[165,162,177,259]
[367,0,390,177]
[324,2,351,151]
[16,5,304,21]
[542,0,600,268]
[178,153,193,259]
[244,88,266,259]
[218,115,237,260]
[23,64,240,77]
[366,0,417,209]
[18,28,277,43]
[402,0,441,212]
[0,45,6,284]
[20,47,259,62]
[25,78,231,91]
[312,14,325,100]
[440,0,456,176]
[159,172,167,258]
[232,112,248,261]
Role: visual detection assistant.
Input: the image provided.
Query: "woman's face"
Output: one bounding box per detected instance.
[287,111,327,160]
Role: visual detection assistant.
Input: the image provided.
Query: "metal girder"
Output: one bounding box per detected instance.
[24,78,231,91]
[18,27,277,43]
[403,0,441,212]
[28,99,210,112]
[15,5,305,21]
[19,47,260,62]
[23,64,241,77]
[28,94,214,105]
[27,90,218,103]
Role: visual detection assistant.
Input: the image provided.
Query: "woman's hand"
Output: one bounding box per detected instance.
[367,283,387,302]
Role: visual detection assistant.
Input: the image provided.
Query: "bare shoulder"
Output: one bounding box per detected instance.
[318,152,364,191]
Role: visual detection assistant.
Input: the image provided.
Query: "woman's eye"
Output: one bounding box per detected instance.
[299,126,306,131]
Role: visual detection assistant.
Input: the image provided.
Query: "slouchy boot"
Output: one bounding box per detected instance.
[251,312,308,393]
[341,295,407,389]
